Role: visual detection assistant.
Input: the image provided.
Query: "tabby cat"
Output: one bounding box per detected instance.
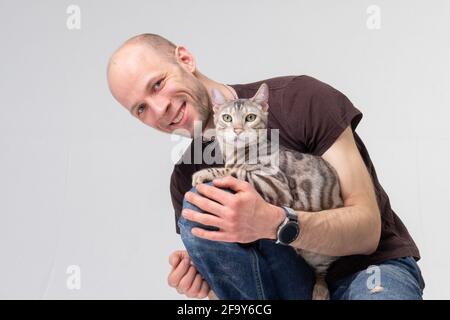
[192,83,343,300]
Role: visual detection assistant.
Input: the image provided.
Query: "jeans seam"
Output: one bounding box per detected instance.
[249,247,266,300]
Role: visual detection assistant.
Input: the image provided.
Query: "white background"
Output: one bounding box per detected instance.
[0,0,449,299]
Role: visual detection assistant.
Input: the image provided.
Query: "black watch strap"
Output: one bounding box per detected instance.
[276,206,300,245]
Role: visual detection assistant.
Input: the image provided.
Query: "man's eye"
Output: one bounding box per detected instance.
[137,104,146,115]
[153,79,163,91]
[222,114,232,122]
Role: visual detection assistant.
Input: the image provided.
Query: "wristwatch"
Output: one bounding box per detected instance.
[276,206,300,245]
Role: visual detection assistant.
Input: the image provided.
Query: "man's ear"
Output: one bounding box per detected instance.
[175,46,196,73]
[251,83,269,112]
[211,88,225,113]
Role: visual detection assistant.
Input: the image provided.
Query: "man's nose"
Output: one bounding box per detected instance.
[145,96,170,120]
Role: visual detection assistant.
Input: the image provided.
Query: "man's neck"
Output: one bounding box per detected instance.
[196,72,237,103]
[196,72,238,139]
[202,116,216,141]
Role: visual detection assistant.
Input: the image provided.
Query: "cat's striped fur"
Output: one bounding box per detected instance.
[192,83,343,300]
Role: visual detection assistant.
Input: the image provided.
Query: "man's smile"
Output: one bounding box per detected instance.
[170,101,187,126]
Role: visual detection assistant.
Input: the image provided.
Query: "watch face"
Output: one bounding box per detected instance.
[279,222,299,244]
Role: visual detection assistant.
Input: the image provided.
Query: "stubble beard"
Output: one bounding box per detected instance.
[180,70,212,135]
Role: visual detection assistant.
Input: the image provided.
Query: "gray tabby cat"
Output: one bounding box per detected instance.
[192,83,343,300]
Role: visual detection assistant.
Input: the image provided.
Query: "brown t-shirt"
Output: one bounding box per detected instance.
[169,75,421,283]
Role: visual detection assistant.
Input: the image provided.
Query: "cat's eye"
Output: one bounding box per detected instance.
[222,114,232,122]
[245,113,257,122]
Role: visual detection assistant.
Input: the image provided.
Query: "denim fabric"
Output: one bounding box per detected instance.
[178,185,424,300]
[329,256,424,300]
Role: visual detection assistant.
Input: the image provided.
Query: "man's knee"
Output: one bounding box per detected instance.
[177,185,249,262]
[331,259,423,300]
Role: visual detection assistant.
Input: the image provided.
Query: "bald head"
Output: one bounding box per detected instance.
[107,33,182,105]
[108,33,177,73]
[123,33,177,63]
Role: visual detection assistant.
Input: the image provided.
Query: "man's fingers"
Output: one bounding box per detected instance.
[182,208,225,229]
[184,189,228,215]
[191,227,233,242]
[167,250,206,299]
[167,257,191,288]
[186,273,203,298]
[177,265,197,294]
[212,176,249,192]
[168,250,189,268]
[196,183,235,205]
[197,281,210,299]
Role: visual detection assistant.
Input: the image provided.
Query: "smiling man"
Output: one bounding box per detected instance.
[107,33,424,300]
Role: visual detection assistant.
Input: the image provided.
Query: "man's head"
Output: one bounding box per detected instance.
[107,34,211,136]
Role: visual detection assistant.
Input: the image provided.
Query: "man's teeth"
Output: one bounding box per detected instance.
[172,104,185,125]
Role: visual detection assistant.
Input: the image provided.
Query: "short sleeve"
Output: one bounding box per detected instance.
[283,76,363,156]
[170,166,190,235]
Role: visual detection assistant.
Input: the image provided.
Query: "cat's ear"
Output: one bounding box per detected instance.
[211,88,226,105]
[251,83,269,112]
[211,88,226,113]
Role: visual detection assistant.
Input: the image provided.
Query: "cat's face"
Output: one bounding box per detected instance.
[212,83,269,145]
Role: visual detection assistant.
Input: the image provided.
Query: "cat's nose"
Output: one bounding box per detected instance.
[234,128,243,135]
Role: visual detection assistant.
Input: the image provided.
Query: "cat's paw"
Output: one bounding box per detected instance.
[192,170,215,186]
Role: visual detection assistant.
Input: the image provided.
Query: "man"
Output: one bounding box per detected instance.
[107,33,424,299]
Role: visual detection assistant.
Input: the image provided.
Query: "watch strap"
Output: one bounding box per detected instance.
[276,206,300,245]
[282,206,298,222]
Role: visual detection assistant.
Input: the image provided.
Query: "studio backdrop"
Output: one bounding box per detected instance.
[0,0,449,299]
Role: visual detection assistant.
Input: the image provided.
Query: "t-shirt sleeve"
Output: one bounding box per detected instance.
[170,166,188,235]
[283,76,363,156]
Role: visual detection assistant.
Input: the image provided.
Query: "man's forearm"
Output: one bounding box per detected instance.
[269,204,381,256]
[294,204,381,256]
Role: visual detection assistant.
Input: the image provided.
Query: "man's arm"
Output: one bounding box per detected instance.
[182,126,381,257]
[288,126,381,256]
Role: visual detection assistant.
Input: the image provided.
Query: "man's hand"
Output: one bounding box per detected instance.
[182,177,285,243]
[167,250,211,299]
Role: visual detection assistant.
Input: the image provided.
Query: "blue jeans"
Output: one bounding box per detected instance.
[178,185,425,300]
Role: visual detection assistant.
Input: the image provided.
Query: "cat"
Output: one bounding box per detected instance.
[192,82,344,300]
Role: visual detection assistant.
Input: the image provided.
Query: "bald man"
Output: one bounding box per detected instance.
[107,34,424,300]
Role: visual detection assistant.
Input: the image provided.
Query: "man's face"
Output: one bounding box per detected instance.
[108,44,211,136]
